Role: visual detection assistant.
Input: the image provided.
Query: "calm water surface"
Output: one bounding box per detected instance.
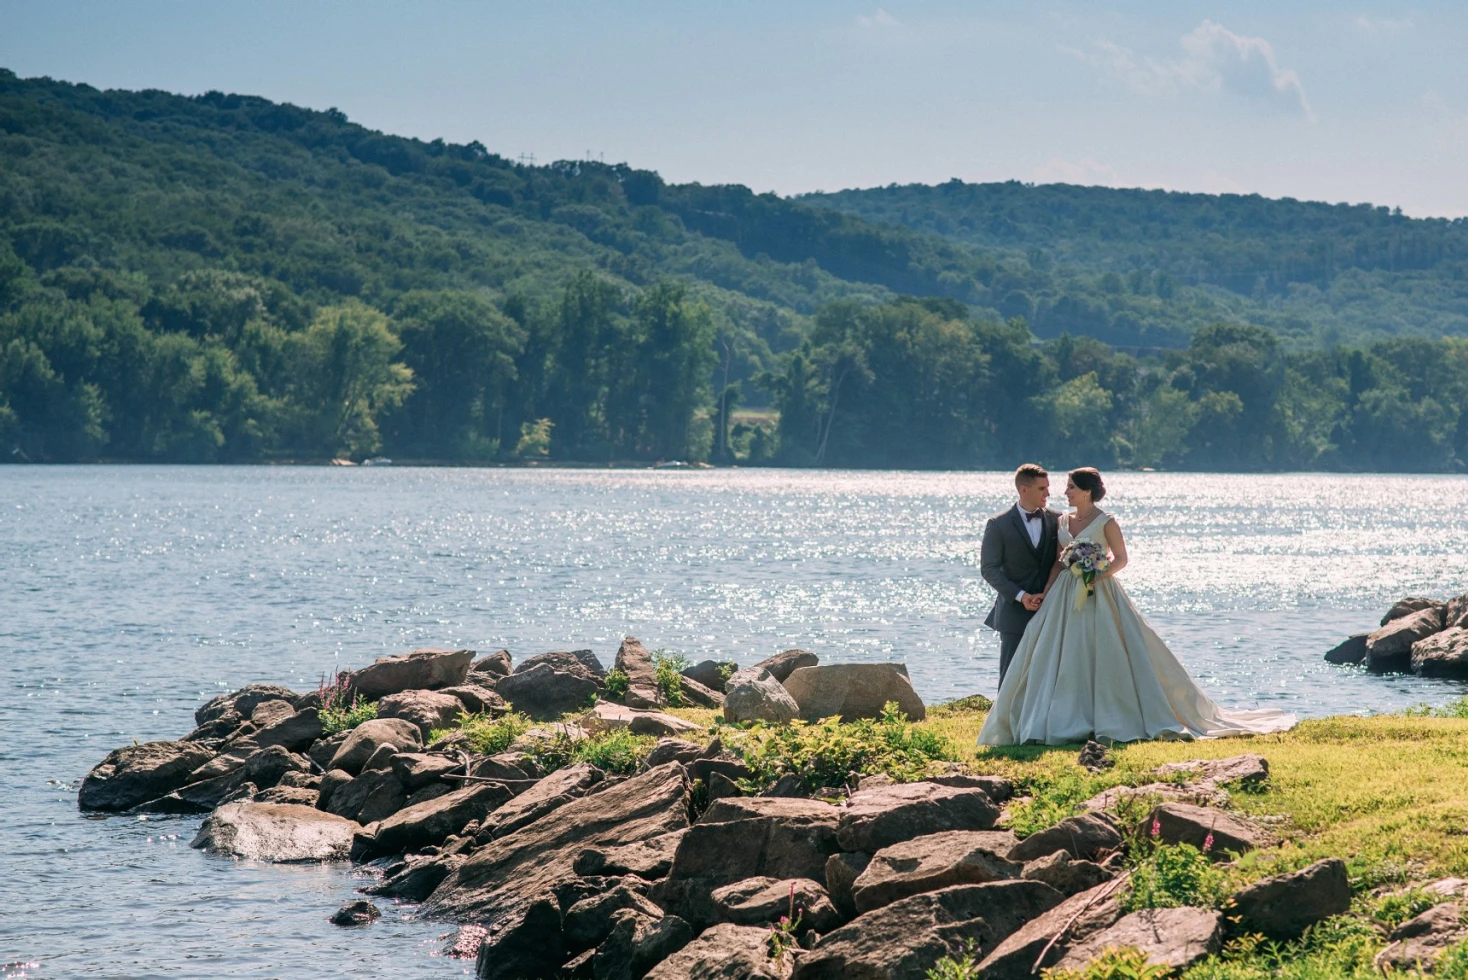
[3,466,1467,977]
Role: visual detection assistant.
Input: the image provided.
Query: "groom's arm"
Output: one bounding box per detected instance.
[980,518,1026,604]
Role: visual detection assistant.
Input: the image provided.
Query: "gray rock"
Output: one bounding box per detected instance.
[406,782,453,807]
[471,895,565,980]
[678,674,725,709]
[583,701,703,737]
[574,828,689,879]
[976,879,1126,979]
[783,663,926,723]
[1154,754,1270,790]
[723,668,800,725]
[712,876,842,932]
[366,852,466,901]
[496,662,600,719]
[439,684,506,715]
[1447,594,1468,630]
[793,881,1063,980]
[329,899,380,926]
[250,699,296,729]
[308,731,349,771]
[350,648,474,699]
[654,797,841,928]
[564,884,665,953]
[645,738,704,768]
[753,649,819,683]
[471,649,513,676]
[593,910,696,980]
[358,780,515,859]
[376,689,465,739]
[254,785,320,807]
[1009,812,1123,863]
[1142,802,1264,858]
[1054,907,1224,973]
[327,717,422,774]
[644,922,789,980]
[1367,606,1447,672]
[825,851,870,920]
[853,830,1022,913]
[79,740,216,812]
[683,660,736,693]
[1379,902,1467,972]
[478,762,604,841]
[1231,858,1351,939]
[1383,597,1444,626]
[1412,627,1468,678]
[253,706,324,753]
[1022,851,1113,897]
[928,772,1014,802]
[387,751,461,790]
[516,649,607,678]
[324,769,407,824]
[614,637,663,708]
[192,802,360,862]
[1324,632,1370,665]
[837,782,1000,853]
[195,683,299,727]
[360,742,397,773]
[317,769,352,810]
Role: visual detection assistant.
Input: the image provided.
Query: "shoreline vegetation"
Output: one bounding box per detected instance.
[76,626,1468,979]
[5,72,1468,473]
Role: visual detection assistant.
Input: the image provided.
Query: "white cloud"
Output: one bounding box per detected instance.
[1069,19,1313,120]
[856,9,900,29]
[1353,14,1414,36]
[1034,157,1122,186]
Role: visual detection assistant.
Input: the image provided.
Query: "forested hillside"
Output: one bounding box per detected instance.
[2,70,1468,470]
[803,181,1468,348]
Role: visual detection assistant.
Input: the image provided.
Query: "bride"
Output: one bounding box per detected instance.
[978,467,1295,746]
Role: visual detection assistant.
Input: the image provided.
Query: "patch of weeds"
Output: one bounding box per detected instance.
[1360,885,1437,931]
[431,712,530,754]
[765,882,802,966]
[1125,841,1232,912]
[931,694,994,714]
[574,728,654,774]
[603,668,630,700]
[718,661,736,685]
[1043,946,1172,980]
[1434,938,1468,979]
[652,649,689,706]
[1404,695,1468,718]
[729,703,957,793]
[1005,765,1111,837]
[926,939,981,979]
[1179,916,1383,979]
[317,671,378,735]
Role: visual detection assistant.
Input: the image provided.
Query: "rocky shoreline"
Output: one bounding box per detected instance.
[78,638,1451,979]
[1324,593,1468,675]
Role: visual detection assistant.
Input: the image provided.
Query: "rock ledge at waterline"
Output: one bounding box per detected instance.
[82,640,1355,978]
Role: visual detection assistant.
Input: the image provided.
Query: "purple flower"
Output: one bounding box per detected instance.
[1151,817,1161,838]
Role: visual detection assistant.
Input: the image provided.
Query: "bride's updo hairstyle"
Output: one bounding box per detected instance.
[1069,467,1106,502]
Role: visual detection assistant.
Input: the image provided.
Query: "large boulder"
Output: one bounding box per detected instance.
[837,782,1000,852]
[724,667,800,725]
[423,763,692,966]
[677,674,725,709]
[469,896,566,980]
[1009,813,1123,863]
[78,740,215,811]
[440,684,506,716]
[711,876,842,932]
[1323,632,1369,666]
[1367,606,1447,672]
[377,689,466,738]
[515,649,607,678]
[1412,627,1468,678]
[754,649,819,684]
[1231,858,1350,939]
[195,683,298,727]
[592,909,696,980]
[852,830,1021,913]
[390,752,465,791]
[825,851,871,920]
[976,879,1126,979]
[253,706,323,753]
[645,738,704,768]
[563,884,666,953]
[356,780,515,860]
[1142,803,1264,858]
[1053,907,1225,974]
[323,769,407,824]
[793,881,1063,980]
[471,650,513,677]
[683,659,737,693]
[582,701,703,738]
[351,648,474,699]
[327,717,422,774]
[496,662,600,719]
[191,802,360,861]
[477,762,604,841]
[782,664,926,723]
[1447,594,1468,630]
[1154,754,1270,790]
[1383,597,1444,626]
[614,637,662,708]
[1378,901,1468,973]
[573,828,688,879]
[654,797,841,928]
[140,744,310,813]
[250,700,296,729]
[1021,851,1112,898]
[644,922,789,980]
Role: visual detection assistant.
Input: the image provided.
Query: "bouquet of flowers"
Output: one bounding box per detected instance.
[1060,540,1111,609]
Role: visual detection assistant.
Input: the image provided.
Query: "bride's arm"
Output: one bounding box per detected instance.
[1099,520,1128,579]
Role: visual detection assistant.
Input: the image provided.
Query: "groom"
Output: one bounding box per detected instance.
[981,463,1059,687]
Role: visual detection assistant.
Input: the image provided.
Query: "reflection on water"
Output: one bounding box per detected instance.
[2,466,1465,976]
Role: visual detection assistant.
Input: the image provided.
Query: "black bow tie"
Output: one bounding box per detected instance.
[1024,509,1044,522]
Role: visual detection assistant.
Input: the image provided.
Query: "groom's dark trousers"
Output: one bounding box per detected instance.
[980,505,1059,687]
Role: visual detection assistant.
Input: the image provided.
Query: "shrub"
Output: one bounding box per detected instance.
[574,728,654,774]
[1361,886,1438,931]
[931,694,994,713]
[729,703,957,792]
[317,671,378,735]
[433,711,530,754]
[1124,840,1231,912]
[1004,765,1107,837]
[652,649,689,706]
[926,940,981,979]
[718,661,736,684]
[603,668,630,700]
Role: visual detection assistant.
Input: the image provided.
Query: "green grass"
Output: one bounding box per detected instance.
[319,700,377,736]
[652,650,690,706]
[430,711,530,755]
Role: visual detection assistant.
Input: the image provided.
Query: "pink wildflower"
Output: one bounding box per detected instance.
[1151,817,1161,838]
[1203,832,1215,852]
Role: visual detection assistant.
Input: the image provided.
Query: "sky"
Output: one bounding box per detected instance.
[2,1,1466,218]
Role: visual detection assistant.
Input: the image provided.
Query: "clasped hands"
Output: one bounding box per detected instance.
[1022,591,1047,612]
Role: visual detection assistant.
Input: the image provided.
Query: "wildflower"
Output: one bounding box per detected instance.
[1151,817,1161,838]
[1203,831,1215,852]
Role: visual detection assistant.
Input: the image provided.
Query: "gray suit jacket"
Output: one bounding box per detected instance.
[981,505,1059,635]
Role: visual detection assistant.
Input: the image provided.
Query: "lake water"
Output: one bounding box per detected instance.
[3,466,1467,978]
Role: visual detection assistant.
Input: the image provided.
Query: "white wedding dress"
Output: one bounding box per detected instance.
[977,510,1296,745]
